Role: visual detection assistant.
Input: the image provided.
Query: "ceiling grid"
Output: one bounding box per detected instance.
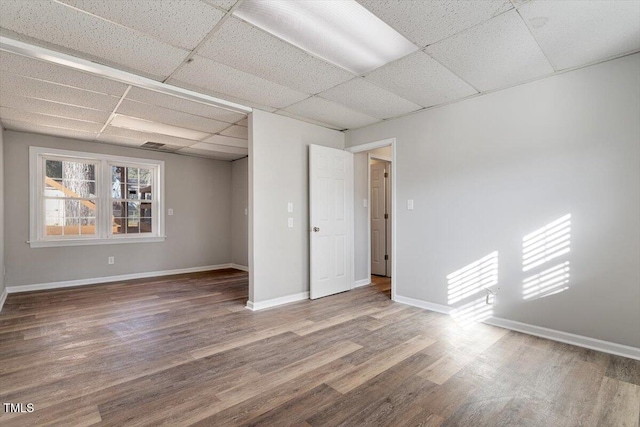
[0,0,638,157]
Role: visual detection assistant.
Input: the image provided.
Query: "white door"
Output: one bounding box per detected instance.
[371,161,386,276]
[309,144,354,299]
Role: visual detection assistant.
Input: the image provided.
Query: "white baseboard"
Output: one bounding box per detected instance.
[353,279,371,288]
[246,291,309,311]
[0,288,7,312]
[6,263,237,293]
[394,294,452,314]
[395,294,640,361]
[230,264,249,272]
[484,317,640,361]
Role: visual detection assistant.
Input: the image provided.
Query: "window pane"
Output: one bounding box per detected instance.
[112,217,124,234]
[64,199,96,218]
[112,201,125,218]
[80,217,96,236]
[112,166,125,199]
[140,217,152,233]
[46,160,96,198]
[64,218,80,236]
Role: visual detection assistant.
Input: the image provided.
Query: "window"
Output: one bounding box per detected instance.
[30,147,165,247]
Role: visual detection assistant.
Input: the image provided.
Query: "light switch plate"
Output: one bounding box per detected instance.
[363,199,368,208]
[288,217,294,228]
[244,208,248,216]
[407,199,414,210]
[168,208,174,216]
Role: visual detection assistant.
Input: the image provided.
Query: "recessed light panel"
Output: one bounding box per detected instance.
[234,0,418,75]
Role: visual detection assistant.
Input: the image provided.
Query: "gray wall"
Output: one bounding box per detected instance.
[231,157,248,267]
[0,128,4,300]
[250,110,345,303]
[4,131,233,287]
[346,54,640,348]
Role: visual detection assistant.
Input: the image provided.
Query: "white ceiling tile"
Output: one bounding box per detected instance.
[0,0,189,79]
[235,118,248,126]
[426,10,554,91]
[58,0,224,50]
[0,93,111,123]
[283,97,380,130]
[116,100,230,134]
[198,17,354,94]
[365,51,478,108]
[1,72,122,111]
[0,51,128,96]
[275,110,343,131]
[178,147,245,161]
[519,0,640,70]
[170,56,309,109]
[0,107,103,133]
[201,0,239,12]
[190,142,248,155]
[166,77,277,112]
[202,134,248,148]
[357,0,513,47]
[100,126,200,147]
[219,125,249,139]
[318,78,422,119]
[125,87,246,124]
[1,118,97,141]
[94,133,146,148]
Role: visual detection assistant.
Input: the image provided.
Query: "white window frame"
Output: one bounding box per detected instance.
[29,146,166,248]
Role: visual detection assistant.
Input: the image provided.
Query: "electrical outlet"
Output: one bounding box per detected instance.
[407,199,414,210]
[168,208,174,216]
[288,217,294,228]
[287,202,294,213]
[108,256,115,265]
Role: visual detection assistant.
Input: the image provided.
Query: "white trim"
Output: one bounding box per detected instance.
[484,317,640,361]
[6,264,235,293]
[353,278,371,288]
[245,292,309,311]
[230,264,249,272]
[395,294,640,361]
[0,288,7,312]
[345,138,395,153]
[395,294,452,314]
[0,36,252,114]
[28,236,167,248]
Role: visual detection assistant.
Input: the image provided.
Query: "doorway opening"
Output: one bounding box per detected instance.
[347,138,396,301]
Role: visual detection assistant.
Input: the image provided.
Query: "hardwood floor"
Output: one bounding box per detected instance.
[1,269,638,426]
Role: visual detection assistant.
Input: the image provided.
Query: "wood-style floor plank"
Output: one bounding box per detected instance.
[1,271,639,426]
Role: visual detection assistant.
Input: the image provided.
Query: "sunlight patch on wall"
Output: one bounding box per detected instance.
[522,214,572,300]
[523,261,571,300]
[522,214,571,272]
[447,251,498,304]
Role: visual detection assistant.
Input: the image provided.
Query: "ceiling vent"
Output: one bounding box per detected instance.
[140,141,180,152]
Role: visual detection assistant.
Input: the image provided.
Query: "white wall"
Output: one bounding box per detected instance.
[354,146,392,282]
[250,110,345,304]
[346,54,640,348]
[231,157,248,267]
[0,128,5,306]
[4,131,234,288]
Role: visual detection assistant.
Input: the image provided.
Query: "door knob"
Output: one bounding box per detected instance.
[313,227,320,232]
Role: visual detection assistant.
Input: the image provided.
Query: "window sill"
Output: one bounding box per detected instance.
[28,236,167,248]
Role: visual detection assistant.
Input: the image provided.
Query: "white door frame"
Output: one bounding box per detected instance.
[368,153,392,277]
[346,138,397,301]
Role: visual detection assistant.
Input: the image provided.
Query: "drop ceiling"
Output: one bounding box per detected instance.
[0,0,639,160]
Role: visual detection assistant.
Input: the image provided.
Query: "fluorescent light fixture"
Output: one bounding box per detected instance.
[110,114,210,141]
[234,0,418,74]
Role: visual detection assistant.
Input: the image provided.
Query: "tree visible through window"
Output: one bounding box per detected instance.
[44,159,97,236]
[30,146,165,247]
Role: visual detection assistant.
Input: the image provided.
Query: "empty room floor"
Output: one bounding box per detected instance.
[1,270,638,426]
